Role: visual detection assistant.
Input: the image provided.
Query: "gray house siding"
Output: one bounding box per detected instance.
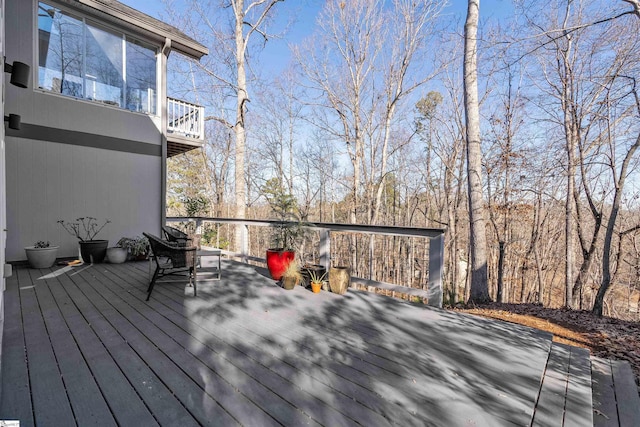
[4,0,166,261]
[5,137,162,261]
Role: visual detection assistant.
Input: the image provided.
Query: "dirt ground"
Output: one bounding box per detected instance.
[451,303,640,390]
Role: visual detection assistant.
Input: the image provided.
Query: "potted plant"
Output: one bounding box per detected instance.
[329,266,351,294]
[117,236,150,261]
[280,260,303,290]
[106,241,128,264]
[263,179,308,280]
[58,217,110,264]
[308,270,326,294]
[302,264,326,288]
[24,240,59,268]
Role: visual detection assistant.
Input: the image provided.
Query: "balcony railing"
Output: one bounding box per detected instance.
[167,217,446,307]
[167,97,205,140]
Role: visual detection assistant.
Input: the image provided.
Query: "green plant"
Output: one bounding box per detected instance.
[183,195,209,217]
[281,260,303,285]
[34,241,51,248]
[262,178,308,251]
[308,270,327,285]
[117,236,150,257]
[58,217,110,241]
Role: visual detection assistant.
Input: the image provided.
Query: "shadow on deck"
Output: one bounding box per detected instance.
[0,260,636,426]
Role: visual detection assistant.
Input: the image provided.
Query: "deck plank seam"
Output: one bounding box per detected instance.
[560,347,572,426]
[529,350,550,427]
[15,268,36,427]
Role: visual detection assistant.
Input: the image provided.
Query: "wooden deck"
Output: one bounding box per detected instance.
[0,260,634,426]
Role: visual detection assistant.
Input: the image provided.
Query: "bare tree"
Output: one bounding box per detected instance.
[229,0,284,250]
[594,74,640,315]
[464,0,490,303]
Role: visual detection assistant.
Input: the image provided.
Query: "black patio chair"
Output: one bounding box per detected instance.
[144,232,197,301]
[161,225,193,246]
[163,225,201,252]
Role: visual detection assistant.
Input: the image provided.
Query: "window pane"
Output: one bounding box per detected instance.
[126,39,157,114]
[37,2,158,116]
[38,3,84,97]
[85,22,123,106]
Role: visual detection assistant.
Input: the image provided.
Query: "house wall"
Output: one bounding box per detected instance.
[3,0,165,261]
[5,140,161,260]
[1,0,6,389]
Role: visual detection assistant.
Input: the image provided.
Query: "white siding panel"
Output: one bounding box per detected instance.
[5,137,161,261]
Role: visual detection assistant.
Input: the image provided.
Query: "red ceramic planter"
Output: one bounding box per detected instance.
[266,249,295,280]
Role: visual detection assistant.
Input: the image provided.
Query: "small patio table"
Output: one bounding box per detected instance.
[197,248,222,280]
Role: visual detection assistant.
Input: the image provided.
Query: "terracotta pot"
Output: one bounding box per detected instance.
[329,266,351,294]
[311,282,322,293]
[79,240,109,264]
[266,249,295,280]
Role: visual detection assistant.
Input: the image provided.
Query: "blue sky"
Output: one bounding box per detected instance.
[120,0,514,75]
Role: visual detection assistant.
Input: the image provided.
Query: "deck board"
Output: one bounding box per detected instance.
[564,346,594,426]
[66,266,246,427]
[1,260,563,426]
[0,270,34,427]
[29,268,117,427]
[592,357,620,427]
[102,262,392,426]
[50,266,188,426]
[610,360,640,427]
[18,268,76,427]
[103,263,397,427]
[532,343,570,427]
[142,261,550,426]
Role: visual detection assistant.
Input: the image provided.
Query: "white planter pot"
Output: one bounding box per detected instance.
[24,246,59,269]
[106,247,128,264]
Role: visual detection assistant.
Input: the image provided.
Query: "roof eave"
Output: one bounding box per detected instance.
[77,0,208,60]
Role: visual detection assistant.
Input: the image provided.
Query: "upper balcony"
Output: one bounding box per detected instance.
[167,97,205,157]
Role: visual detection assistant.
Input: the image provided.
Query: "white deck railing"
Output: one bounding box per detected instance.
[167,217,446,307]
[167,98,205,140]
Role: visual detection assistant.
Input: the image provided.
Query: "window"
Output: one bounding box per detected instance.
[37,2,158,115]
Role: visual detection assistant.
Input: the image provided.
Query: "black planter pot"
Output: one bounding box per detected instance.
[79,240,109,264]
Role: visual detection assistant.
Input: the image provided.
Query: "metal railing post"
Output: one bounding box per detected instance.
[427,233,444,308]
[241,224,249,263]
[195,218,203,235]
[319,229,331,272]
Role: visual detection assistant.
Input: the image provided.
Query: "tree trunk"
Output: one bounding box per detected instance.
[233,0,247,252]
[464,0,490,303]
[594,130,640,315]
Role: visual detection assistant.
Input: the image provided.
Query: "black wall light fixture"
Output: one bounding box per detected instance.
[4,58,30,88]
[4,114,21,130]
[4,58,31,132]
